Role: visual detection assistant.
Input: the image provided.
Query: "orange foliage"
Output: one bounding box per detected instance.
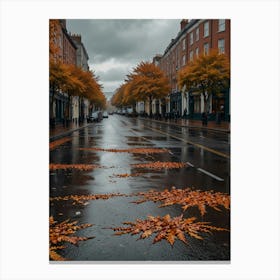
[49,216,93,260]
[49,163,101,171]
[132,187,230,215]
[50,193,125,206]
[49,137,71,151]
[110,214,228,246]
[132,161,188,170]
[111,62,170,110]
[178,50,230,112]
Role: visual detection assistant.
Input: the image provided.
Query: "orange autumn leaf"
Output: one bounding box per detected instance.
[50,192,125,206]
[113,173,143,178]
[132,187,230,215]
[132,161,188,170]
[49,217,94,261]
[110,214,228,246]
[50,137,71,151]
[49,163,101,171]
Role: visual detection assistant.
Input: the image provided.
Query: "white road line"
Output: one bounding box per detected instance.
[186,162,194,167]
[197,168,224,181]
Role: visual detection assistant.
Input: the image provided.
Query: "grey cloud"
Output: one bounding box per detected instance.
[67,19,181,92]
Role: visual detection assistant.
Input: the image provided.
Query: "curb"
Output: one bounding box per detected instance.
[138,118,230,133]
[49,123,92,142]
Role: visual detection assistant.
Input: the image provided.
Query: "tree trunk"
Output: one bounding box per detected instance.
[203,91,208,113]
[50,83,56,127]
[149,96,152,117]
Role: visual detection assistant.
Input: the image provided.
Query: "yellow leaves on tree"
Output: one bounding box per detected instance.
[178,50,230,112]
[49,216,93,261]
[132,161,188,170]
[111,62,170,114]
[132,187,230,216]
[110,214,228,246]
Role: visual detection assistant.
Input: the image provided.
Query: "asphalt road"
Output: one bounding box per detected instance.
[50,115,230,261]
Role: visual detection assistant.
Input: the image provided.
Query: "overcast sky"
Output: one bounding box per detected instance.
[67,19,181,98]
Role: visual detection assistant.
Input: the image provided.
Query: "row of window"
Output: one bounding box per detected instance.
[182,19,226,50]
[179,38,225,70]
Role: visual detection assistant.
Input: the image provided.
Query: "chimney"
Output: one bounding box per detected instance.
[180,19,188,30]
[71,34,82,43]
[59,19,66,29]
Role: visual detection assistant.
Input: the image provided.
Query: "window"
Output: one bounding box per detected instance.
[204,43,209,55]
[218,19,225,32]
[190,50,193,61]
[195,47,199,57]
[190,32,193,45]
[204,21,209,37]
[182,55,186,66]
[196,27,199,41]
[182,38,186,50]
[218,39,225,54]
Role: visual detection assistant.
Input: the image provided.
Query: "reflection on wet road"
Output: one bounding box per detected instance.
[50,115,230,261]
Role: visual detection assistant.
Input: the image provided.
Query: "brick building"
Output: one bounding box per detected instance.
[154,19,230,121]
[50,19,77,125]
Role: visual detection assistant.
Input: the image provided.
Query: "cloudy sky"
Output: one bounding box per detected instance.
[67,19,181,98]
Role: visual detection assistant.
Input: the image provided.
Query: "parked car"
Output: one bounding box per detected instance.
[103,111,109,118]
[89,111,99,122]
[126,108,133,117]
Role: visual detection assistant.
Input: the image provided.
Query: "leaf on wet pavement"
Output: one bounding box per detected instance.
[131,161,188,170]
[132,187,230,215]
[50,193,126,206]
[110,214,228,246]
[79,147,170,154]
[49,216,94,261]
[112,173,143,178]
[49,163,102,171]
[50,137,71,151]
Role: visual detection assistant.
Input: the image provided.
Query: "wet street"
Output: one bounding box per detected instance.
[50,115,230,261]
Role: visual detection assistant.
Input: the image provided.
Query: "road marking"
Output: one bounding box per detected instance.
[143,125,230,159]
[186,162,194,167]
[197,168,224,181]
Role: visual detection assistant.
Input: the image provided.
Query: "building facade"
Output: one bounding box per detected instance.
[70,34,90,122]
[50,19,77,125]
[155,19,231,121]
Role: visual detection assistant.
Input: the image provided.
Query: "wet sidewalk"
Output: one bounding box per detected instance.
[49,121,91,141]
[139,118,230,133]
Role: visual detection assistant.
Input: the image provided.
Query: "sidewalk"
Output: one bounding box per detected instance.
[49,121,91,141]
[139,118,230,133]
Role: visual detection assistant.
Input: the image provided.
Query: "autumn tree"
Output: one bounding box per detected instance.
[178,50,230,113]
[127,62,170,116]
[49,61,70,122]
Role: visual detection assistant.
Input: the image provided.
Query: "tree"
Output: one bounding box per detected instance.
[178,50,230,113]
[49,61,71,122]
[127,62,170,116]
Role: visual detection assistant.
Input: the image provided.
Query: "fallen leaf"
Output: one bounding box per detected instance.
[110,214,228,246]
